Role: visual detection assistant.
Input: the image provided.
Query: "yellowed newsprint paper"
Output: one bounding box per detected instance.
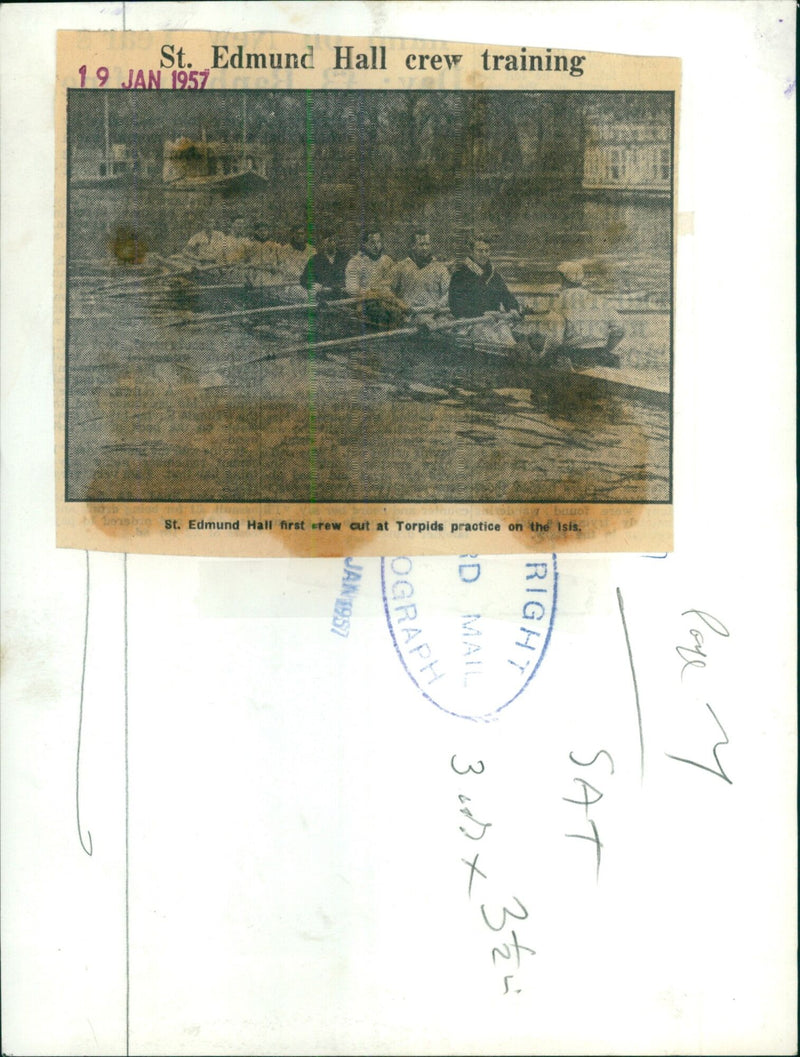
[55,32,678,557]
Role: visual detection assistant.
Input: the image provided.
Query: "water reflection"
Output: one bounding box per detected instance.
[69,184,670,295]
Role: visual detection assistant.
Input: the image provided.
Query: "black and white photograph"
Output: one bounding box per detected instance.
[65,87,673,506]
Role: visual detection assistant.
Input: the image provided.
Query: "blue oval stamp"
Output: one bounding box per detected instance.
[380,554,557,721]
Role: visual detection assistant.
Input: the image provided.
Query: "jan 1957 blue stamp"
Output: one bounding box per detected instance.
[330,556,364,637]
[380,554,557,721]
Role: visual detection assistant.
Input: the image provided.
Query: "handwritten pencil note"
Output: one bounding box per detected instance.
[13,549,784,1055]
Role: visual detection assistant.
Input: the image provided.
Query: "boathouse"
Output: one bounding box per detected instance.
[70,144,158,185]
[582,120,672,195]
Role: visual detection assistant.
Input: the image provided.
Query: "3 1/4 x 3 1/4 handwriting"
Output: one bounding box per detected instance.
[450,754,536,996]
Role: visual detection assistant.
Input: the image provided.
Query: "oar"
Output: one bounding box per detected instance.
[519,300,668,317]
[231,306,580,372]
[395,309,516,335]
[183,281,248,293]
[513,285,669,317]
[102,280,249,300]
[242,309,487,360]
[167,296,361,327]
[240,325,420,367]
[242,310,514,362]
[151,254,227,275]
[85,269,171,294]
[89,259,227,296]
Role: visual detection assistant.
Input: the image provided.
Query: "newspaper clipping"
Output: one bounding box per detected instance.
[55,32,678,556]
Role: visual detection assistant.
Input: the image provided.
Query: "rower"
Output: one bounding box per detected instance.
[247,222,281,277]
[344,228,394,296]
[300,229,349,296]
[243,224,313,302]
[225,215,256,263]
[447,233,520,349]
[387,229,451,319]
[274,224,313,284]
[449,234,519,318]
[541,262,626,369]
[183,215,230,263]
[253,222,274,245]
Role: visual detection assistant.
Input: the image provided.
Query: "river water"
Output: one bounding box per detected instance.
[66,185,671,505]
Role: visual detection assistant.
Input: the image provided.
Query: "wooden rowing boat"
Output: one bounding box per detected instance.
[425,327,670,409]
[72,262,670,409]
[244,301,671,410]
[351,320,669,410]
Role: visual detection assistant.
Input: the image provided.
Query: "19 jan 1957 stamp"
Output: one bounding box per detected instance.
[54,32,678,557]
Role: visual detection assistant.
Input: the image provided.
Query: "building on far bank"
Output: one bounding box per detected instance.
[582,119,672,196]
[70,143,158,187]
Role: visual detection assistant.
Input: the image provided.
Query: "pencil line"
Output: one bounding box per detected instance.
[616,586,645,781]
[123,552,130,1056]
[76,550,93,856]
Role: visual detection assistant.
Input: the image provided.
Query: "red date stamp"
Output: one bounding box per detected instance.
[78,66,209,90]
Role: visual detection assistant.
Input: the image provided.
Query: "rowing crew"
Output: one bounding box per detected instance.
[182,217,311,283]
[181,218,625,367]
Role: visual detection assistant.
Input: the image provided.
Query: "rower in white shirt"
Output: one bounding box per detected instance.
[344,228,394,296]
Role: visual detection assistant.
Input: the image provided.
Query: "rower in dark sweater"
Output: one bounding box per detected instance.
[448,234,519,319]
[300,230,349,297]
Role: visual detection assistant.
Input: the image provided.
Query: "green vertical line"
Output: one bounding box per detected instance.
[304,89,317,504]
